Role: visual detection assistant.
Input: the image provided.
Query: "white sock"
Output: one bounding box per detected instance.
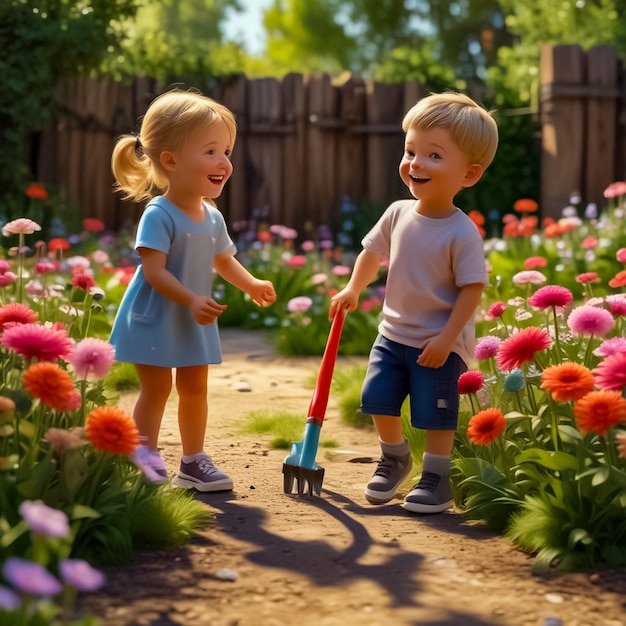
[423,452,450,475]
[182,452,204,463]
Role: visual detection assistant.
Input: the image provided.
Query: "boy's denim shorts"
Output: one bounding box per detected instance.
[361,334,467,430]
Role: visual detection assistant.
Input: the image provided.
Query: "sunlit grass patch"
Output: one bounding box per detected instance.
[241,410,338,449]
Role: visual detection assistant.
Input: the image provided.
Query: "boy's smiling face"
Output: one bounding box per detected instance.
[399,126,483,218]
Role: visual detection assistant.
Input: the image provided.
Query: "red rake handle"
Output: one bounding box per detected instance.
[307,310,345,423]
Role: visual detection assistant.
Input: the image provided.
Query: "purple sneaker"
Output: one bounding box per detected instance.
[172,454,233,492]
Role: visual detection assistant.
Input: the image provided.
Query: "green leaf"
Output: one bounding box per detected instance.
[515,448,578,471]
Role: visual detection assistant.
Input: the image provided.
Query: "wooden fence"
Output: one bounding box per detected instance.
[37,74,422,234]
[540,44,626,218]
[33,44,626,233]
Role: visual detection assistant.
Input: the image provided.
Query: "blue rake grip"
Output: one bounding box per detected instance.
[284,422,322,470]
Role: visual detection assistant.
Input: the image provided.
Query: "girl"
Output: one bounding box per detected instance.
[110,89,276,491]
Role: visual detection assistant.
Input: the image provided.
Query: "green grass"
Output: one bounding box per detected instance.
[105,361,140,391]
[241,410,338,449]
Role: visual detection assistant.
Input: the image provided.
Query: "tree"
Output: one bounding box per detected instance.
[0,0,138,222]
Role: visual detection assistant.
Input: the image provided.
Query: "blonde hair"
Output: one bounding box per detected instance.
[111,90,237,203]
[402,92,498,170]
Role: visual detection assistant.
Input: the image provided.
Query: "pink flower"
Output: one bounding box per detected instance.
[287,255,307,268]
[527,285,573,310]
[1,323,73,361]
[616,248,626,263]
[287,296,313,313]
[458,370,485,394]
[2,218,41,236]
[603,181,626,198]
[301,240,315,252]
[310,273,328,286]
[567,304,614,337]
[34,261,56,274]
[486,301,507,320]
[332,265,351,276]
[512,271,547,286]
[607,295,626,317]
[593,352,626,391]
[593,337,626,358]
[496,327,551,372]
[582,237,598,249]
[575,272,601,284]
[69,338,115,380]
[0,272,16,287]
[474,336,501,360]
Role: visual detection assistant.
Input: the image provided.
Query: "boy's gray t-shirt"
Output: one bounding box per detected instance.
[362,199,488,366]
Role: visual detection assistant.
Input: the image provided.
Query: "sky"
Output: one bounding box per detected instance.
[222,0,273,55]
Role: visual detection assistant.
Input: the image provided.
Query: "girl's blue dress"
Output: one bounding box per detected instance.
[109,196,236,367]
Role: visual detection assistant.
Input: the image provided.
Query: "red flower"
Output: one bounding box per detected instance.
[26,183,48,200]
[574,390,626,436]
[496,327,551,372]
[1,323,73,361]
[524,256,548,270]
[486,301,507,320]
[0,303,38,331]
[71,272,96,292]
[575,272,601,284]
[83,218,105,233]
[468,210,485,226]
[458,370,485,394]
[467,408,506,445]
[48,238,70,252]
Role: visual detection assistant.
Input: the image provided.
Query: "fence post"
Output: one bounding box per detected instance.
[585,45,618,211]
[540,44,586,219]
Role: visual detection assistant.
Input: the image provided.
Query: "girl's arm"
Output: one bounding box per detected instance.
[140,247,226,323]
[213,253,276,307]
[329,248,381,318]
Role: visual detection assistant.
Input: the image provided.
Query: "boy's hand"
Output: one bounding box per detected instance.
[417,336,452,368]
[329,287,359,318]
[189,295,227,325]
[249,279,277,307]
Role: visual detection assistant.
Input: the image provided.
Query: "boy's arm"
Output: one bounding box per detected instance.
[329,249,381,318]
[213,253,276,307]
[417,282,484,368]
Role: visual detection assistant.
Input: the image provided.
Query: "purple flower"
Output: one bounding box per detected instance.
[0,585,21,610]
[3,558,62,596]
[59,559,105,591]
[19,500,70,538]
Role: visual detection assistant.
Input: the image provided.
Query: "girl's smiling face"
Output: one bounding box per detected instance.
[163,119,234,213]
[399,126,482,218]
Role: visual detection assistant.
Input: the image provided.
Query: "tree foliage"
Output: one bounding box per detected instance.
[0,0,138,220]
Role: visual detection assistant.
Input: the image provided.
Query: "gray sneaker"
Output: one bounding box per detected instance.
[403,471,453,513]
[364,452,412,504]
[172,454,233,492]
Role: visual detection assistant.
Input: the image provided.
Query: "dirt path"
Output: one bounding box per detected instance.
[79,329,626,626]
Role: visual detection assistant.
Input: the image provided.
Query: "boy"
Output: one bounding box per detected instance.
[329,92,498,513]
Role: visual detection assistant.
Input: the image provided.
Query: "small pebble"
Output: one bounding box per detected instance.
[542,618,563,626]
[216,568,238,582]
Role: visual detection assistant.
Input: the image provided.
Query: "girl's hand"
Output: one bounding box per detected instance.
[189,295,227,325]
[249,279,277,307]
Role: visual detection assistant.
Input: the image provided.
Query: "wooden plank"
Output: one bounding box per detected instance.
[365,81,407,206]
[540,44,586,219]
[586,45,618,209]
[220,74,248,228]
[281,73,306,234]
[305,75,339,230]
[335,74,367,211]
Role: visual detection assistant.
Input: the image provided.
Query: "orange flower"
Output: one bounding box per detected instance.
[85,406,139,455]
[609,270,626,289]
[26,183,48,200]
[573,391,626,436]
[513,198,538,213]
[23,363,77,411]
[540,363,595,402]
[467,408,506,445]
[468,210,485,226]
